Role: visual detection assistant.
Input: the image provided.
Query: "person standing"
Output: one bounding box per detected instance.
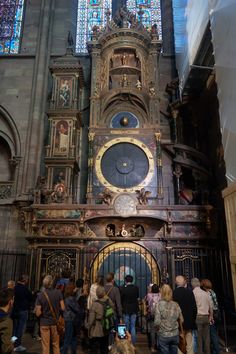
[61,283,80,354]
[154,284,183,354]
[12,274,33,352]
[191,278,213,354]
[87,286,114,354]
[145,284,161,353]
[104,272,122,348]
[87,275,104,311]
[173,275,197,354]
[201,279,220,354]
[0,288,15,354]
[35,275,65,354]
[104,272,122,325]
[120,275,139,345]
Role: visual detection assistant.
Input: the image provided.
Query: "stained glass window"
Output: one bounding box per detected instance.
[0,0,25,54]
[127,0,162,38]
[76,0,112,53]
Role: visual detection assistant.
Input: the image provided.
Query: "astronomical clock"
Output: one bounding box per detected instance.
[86,12,164,206]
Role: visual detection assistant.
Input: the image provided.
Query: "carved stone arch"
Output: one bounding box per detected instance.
[101,92,149,126]
[0,105,21,157]
[0,106,21,197]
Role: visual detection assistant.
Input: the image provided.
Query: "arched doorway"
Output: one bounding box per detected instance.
[90,242,160,298]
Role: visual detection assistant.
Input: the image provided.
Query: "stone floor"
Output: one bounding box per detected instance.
[19,330,236,354]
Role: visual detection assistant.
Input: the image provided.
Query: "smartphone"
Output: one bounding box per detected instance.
[117,324,127,339]
[11,336,17,343]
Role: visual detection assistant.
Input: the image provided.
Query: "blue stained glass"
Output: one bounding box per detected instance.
[76,0,112,53]
[127,0,162,38]
[0,0,25,54]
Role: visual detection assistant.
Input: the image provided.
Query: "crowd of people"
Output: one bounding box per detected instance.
[0,270,220,354]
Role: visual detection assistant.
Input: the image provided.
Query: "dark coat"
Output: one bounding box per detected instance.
[120,284,139,315]
[173,286,197,330]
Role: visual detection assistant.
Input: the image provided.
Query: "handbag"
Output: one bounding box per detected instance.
[178,319,187,353]
[43,291,65,337]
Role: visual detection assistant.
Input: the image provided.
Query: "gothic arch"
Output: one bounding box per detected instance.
[101,92,149,126]
[90,242,160,295]
[0,105,21,157]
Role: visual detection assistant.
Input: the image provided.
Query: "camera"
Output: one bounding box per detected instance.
[117,324,127,339]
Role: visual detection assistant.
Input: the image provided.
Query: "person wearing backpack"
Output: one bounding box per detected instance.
[87,286,114,354]
[145,284,161,353]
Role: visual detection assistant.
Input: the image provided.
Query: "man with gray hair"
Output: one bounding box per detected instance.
[173,275,197,354]
[191,277,213,354]
[35,275,65,354]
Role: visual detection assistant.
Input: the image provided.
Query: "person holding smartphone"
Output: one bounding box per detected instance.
[110,330,135,354]
[0,288,15,353]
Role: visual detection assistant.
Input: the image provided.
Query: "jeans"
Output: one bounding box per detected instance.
[61,320,77,354]
[124,313,137,345]
[13,310,28,347]
[210,324,220,354]
[147,319,157,349]
[158,334,179,354]
[192,330,198,353]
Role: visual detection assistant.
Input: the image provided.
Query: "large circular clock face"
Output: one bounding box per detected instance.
[95,137,154,193]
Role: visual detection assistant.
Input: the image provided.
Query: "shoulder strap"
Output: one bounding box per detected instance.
[106,286,114,297]
[43,291,57,322]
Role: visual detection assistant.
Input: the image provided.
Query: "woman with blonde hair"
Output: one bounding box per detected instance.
[154,284,183,354]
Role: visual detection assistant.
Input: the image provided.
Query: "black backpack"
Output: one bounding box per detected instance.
[96,299,114,334]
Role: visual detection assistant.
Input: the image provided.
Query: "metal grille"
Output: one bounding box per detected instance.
[0,249,30,288]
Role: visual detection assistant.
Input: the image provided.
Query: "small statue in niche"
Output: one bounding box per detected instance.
[135,224,144,238]
[129,225,136,237]
[121,53,127,65]
[135,79,142,90]
[51,183,67,203]
[151,24,158,37]
[120,74,130,87]
[135,188,151,205]
[105,225,115,237]
[92,25,99,38]
[35,176,51,204]
[99,188,114,205]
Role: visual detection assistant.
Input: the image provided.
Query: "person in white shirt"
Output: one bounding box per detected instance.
[191,278,213,354]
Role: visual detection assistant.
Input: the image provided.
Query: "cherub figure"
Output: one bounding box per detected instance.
[135,188,151,205]
[99,188,113,205]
